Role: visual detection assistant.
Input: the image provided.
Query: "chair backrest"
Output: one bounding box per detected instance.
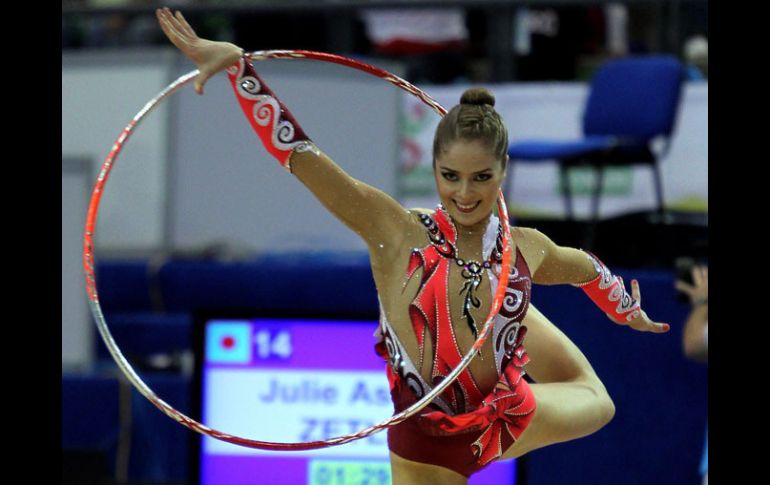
[583,55,685,140]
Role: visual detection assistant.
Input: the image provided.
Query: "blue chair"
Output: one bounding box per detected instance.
[506,55,685,223]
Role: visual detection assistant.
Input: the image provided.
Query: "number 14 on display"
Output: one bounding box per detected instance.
[254,329,292,359]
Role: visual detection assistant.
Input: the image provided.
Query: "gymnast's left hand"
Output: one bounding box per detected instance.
[615,279,670,334]
[156,7,244,95]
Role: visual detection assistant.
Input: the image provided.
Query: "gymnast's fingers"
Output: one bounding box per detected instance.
[631,279,641,305]
[634,314,670,334]
[156,9,187,47]
[194,73,210,95]
[174,10,199,39]
[164,8,194,42]
[648,318,671,333]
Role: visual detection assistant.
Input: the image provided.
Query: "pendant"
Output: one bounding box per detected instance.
[457,259,484,339]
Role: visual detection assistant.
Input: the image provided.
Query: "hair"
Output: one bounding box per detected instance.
[432,87,508,168]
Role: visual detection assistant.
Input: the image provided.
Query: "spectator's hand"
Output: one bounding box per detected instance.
[156,7,243,95]
[613,279,671,333]
[675,265,708,306]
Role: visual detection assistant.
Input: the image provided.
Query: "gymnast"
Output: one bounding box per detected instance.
[156,8,670,484]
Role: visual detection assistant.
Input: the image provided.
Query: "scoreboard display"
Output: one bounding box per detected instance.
[197,317,517,485]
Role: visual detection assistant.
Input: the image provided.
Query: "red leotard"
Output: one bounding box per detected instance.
[374,205,536,477]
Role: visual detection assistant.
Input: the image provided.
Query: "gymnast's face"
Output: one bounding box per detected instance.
[434,139,507,230]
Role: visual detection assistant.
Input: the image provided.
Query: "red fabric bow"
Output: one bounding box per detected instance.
[415,335,535,466]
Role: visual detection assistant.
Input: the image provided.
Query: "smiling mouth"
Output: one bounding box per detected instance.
[454,200,480,213]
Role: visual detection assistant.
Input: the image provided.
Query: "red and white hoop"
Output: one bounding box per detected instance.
[83,50,513,451]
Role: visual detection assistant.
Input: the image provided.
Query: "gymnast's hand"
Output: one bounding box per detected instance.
[156,7,244,95]
[616,279,671,334]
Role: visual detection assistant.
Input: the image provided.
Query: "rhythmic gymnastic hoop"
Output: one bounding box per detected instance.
[83,50,514,451]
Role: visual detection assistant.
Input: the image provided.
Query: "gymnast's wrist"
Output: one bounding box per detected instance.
[226,56,312,172]
[286,141,321,174]
[574,252,640,324]
[232,48,246,67]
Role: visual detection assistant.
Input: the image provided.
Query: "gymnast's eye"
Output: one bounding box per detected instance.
[442,172,458,181]
[475,174,492,182]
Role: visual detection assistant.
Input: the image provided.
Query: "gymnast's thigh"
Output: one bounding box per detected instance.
[389,451,468,485]
[500,306,613,460]
[498,383,553,460]
[501,377,615,462]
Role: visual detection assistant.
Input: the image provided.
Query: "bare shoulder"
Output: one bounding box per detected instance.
[404,207,435,241]
[369,207,430,273]
[512,225,597,285]
[402,207,437,233]
[510,226,549,273]
[511,226,549,249]
[408,207,435,218]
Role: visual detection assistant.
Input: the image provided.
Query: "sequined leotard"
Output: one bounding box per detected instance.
[374,205,537,477]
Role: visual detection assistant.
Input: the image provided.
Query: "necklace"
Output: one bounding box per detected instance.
[418,208,504,339]
[455,254,493,339]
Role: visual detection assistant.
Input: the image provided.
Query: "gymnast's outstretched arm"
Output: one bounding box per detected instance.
[156,8,413,255]
[514,226,670,334]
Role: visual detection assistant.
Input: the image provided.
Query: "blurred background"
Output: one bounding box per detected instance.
[62,1,708,484]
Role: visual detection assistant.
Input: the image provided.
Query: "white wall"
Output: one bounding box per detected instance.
[62,49,174,252]
[168,56,403,254]
[64,49,707,259]
[62,49,174,367]
[62,158,94,369]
